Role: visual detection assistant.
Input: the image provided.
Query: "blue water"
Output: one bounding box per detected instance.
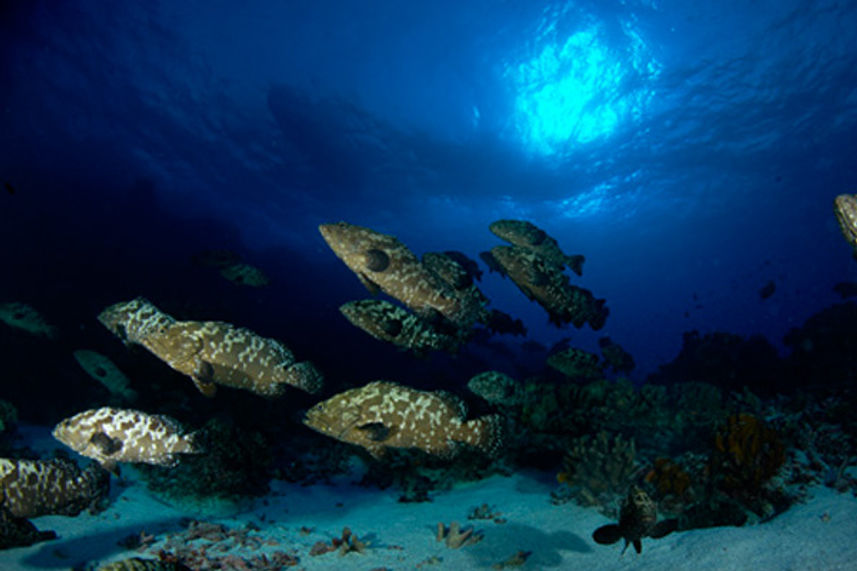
[1,0,856,383]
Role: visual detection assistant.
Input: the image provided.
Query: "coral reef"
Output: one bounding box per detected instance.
[645,330,783,395]
[139,417,272,501]
[555,431,638,512]
[712,413,786,494]
[436,521,483,548]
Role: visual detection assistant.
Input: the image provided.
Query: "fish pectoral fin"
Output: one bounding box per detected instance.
[101,459,120,476]
[357,273,381,294]
[631,539,642,554]
[191,360,218,397]
[650,518,679,539]
[358,422,392,442]
[592,524,622,545]
[89,431,122,456]
[365,444,386,460]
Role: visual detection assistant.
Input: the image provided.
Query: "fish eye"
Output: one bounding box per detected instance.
[364,249,390,272]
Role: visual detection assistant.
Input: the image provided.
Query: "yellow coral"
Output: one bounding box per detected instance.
[712,413,785,491]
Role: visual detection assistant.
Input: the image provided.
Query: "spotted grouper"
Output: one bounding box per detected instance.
[489,219,586,276]
[303,381,504,459]
[339,299,461,354]
[318,222,483,331]
[98,298,323,398]
[52,407,200,472]
[593,486,678,554]
[834,194,857,256]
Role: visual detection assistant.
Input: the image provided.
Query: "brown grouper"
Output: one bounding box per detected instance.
[593,486,678,554]
[834,194,857,257]
[303,380,503,459]
[319,222,484,331]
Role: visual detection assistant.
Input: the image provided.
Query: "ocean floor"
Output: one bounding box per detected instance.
[2,425,857,570]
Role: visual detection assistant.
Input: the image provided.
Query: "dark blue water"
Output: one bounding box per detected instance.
[1,0,856,405]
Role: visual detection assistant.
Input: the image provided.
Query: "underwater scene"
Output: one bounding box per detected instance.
[2,1,857,569]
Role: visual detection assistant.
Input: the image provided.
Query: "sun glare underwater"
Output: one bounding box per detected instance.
[505,14,660,158]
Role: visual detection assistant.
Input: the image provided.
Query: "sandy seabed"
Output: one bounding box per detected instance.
[3,427,857,571]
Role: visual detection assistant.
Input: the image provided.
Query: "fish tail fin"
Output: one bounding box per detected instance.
[285,361,324,394]
[179,430,204,455]
[462,414,505,458]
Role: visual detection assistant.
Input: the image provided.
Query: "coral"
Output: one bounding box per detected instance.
[556,431,638,511]
[712,413,785,493]
[309,527,368,556]
[436,521,484,548]
[97,557,190,571]
[139,417,272,500]
[546,347,604,380]
[646,330,783,395]
[645,457,692,499]
[467,503,504,522]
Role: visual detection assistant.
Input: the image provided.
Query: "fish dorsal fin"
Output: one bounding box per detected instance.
[434,390,467,418]
[592,524,622,545]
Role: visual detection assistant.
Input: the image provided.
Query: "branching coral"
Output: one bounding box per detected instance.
[436,521,484,548]
[712,413,785,493]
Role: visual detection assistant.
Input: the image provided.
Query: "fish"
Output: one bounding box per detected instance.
[592,486,678,554]
[97,297,176,347]
[489,219,585,276]
[318,222,483,330]
[98,298,323,397]
[73,349,138,403]
[833,281,857,298]
[0,457,109,518]
[4,181,14,195]
[834,194,857,256]
[191,249,242,268]
[303,380,504,459]
[0,302,58,338]
[758,280,776,300]
[598,337,635,374]
[52,407,200,472]
[218,262,271,287]
[339,299,462,354]
[483,246,608,329]
[546,347,604,379]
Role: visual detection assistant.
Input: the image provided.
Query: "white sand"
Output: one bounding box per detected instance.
[2,427,857,570]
